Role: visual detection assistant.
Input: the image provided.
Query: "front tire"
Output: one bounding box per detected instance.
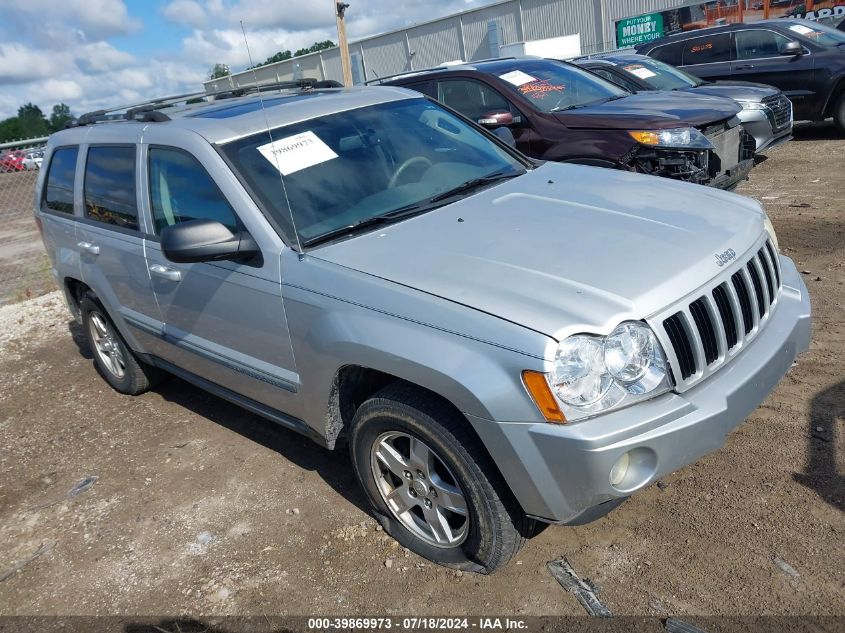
[80,293,161,395]
[349,384,531,573]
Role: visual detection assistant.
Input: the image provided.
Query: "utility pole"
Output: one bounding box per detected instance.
[335,2,353,86]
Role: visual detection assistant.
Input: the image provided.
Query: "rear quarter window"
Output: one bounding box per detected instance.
[84,146,139,231]
[681,33,732,65]
[649,42,684,66]
[43,147,79,214]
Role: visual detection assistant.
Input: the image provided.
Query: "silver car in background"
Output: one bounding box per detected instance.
[575,53,793,152]
[34,85,810,573]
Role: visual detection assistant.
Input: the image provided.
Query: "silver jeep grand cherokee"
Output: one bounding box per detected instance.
[34,84,810,573]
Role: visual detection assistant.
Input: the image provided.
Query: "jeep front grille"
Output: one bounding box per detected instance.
[654,239,782,387]
[762,94,792,130]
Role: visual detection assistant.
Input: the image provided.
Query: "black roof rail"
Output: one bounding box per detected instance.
[71,78,329,127]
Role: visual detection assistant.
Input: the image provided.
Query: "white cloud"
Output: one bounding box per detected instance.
[163,0,209,29]
[0,0,489,123]
[0,43,67,85]
[0,0,138,44]
[75,42,136,74]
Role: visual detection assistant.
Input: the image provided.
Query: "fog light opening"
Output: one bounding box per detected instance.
[609,452,630,487]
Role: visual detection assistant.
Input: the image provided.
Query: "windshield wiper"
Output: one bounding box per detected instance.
[303,171,522,248]
[428,171,520,203]
[302,204,435,248]
[550,94,627,112]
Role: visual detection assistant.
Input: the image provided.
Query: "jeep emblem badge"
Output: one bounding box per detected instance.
[715,248,737,267]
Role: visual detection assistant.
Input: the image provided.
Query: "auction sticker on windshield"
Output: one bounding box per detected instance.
[257,131,338,175]
[499,70,537,86]
[624,64,657,79]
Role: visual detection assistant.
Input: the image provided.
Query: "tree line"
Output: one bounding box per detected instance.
[0,103,74,143]
[209,39,336,79]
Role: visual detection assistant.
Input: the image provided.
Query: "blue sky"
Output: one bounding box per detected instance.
[0,0,484,122]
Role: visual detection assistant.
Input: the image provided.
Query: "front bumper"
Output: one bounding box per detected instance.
[738,108,793,153]
[711,157,754,191]
[467,256,811,523]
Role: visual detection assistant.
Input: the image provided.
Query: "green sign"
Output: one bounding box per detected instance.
[616,13,665,47]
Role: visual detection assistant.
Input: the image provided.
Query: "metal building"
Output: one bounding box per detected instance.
[203,0,694,92]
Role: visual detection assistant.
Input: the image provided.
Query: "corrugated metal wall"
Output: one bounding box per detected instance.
[203,0,703,91]
[360,32,410,81]
[407,17,464,70]
[461,3,522,60]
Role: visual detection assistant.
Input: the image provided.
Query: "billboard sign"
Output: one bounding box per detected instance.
[615,1,845,49]
[616,13,665,47]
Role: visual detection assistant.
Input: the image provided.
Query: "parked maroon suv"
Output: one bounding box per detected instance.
[382,58,756,189]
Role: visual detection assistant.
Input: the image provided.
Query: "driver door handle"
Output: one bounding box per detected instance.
[77,241,100,256]
[149,264,182,282]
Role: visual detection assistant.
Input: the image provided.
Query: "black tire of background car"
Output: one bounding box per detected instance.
[80,293,162,395]
[349,382,533,574]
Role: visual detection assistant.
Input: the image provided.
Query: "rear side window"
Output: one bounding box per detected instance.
[437,79,514,121]
[43,147,78,213]
[682,33,732,65]
[735,30,792,59]
[148,147,238,234]
[84,146,138,231]
[650,42,683,66]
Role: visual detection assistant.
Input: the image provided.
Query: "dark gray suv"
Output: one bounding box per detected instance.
[636,19,845,132]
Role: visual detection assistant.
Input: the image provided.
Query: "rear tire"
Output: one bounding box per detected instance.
[349,383,532,573]
[80,293,161,395]
[833,93,845,135]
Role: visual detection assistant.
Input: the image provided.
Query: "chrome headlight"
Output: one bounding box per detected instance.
[736,99,767,111]
[763,214,779,252]
[628,127,713,149]
[549,322,672,421]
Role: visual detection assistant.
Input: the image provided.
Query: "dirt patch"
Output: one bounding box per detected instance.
[0,124,843,617]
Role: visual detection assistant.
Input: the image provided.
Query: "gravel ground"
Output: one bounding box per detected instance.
[0,123,842,621]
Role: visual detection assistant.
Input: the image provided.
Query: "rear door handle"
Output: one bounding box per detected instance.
[149,264,182,282]
[77,241,100,256]
[735,64,754,70]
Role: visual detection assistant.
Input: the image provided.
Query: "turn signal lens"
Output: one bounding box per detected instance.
[628,130,661,145]
[522,371,566,423]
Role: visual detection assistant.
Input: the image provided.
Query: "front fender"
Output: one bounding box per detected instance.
[282,256,555,441]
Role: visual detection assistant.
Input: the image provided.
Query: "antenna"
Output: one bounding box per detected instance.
[240,20,305,254]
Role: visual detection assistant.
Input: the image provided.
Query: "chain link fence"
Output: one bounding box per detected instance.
[0,136,53,305]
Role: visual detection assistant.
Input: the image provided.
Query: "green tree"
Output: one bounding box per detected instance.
[49,103,73,131]
[0,117,24,143]
[249,50,292,69]
[294,40,335,57]
[16,103,50,138]
[208,63,230,79]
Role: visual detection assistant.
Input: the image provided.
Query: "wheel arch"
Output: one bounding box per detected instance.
[822,75,845,118]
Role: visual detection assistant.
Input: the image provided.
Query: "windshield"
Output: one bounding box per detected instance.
[616,57,703,90]
[784,20,845,47]
[221,98,526,247]
[494,60,627,112]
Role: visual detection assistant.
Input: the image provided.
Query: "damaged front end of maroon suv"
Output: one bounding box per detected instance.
[384,57,756,190]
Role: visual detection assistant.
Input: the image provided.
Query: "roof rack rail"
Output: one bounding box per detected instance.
[72,77,334,127]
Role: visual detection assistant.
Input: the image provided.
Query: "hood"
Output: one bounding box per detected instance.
[310,163,765,341]
[557,90,741,130]
[681,81,780,101]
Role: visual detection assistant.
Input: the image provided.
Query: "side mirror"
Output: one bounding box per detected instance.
[779,40,803,56]
[478,110,517,128]
[161,219,259,264]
